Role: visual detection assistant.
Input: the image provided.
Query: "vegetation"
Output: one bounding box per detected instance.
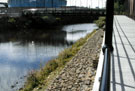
[0,16,61,33]
[114,1,125,14]
[20,16,104,91]
[0,14,99,32]
[94,17,105,28]
[20,30,97,91]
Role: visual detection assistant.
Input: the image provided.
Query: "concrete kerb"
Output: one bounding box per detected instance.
[92,33,105,91]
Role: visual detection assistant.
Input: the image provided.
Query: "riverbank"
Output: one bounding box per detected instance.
[46,29,104,91]
[19,17,105,91]
[20,29,97,91]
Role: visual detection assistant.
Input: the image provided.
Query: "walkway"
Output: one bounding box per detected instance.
[111,15,135,91]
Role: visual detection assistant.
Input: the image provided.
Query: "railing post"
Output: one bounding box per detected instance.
[104,0,114,50]
[100,0,114,90]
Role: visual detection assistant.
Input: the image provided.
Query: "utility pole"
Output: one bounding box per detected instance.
[98,0,100,9]
[86,0,88,8]
[75,0,76,10]
[80,0,81,7]
[102,0,103,8]
[91,0,92,8]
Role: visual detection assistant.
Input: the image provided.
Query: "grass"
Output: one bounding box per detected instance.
[20,30,97,91]
[94,17,105,28]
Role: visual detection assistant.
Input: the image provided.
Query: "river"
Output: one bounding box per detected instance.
[0,23,97,91]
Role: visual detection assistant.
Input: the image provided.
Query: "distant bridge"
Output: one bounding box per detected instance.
[22,8,106,17]
[0,7,106,17]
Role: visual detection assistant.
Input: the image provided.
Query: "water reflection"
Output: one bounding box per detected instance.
[0,42,68,91]
[0,23,97,91]
[63,23,97,42]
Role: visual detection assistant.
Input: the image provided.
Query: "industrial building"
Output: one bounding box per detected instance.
[8,0,67,8]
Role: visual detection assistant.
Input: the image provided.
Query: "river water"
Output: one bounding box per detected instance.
[0,23,97,91]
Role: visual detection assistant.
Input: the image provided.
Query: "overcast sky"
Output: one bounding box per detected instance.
[0,0,7,2]
[67,0,106,8]
[0,0,106,8]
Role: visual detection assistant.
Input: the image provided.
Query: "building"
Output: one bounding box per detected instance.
[8,0,67,8]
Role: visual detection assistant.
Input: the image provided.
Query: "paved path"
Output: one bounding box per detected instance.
[111,15,135,91]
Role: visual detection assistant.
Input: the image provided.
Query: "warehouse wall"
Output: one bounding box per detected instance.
[8,0,67,8]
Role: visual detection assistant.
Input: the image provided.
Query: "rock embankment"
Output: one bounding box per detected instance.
[46,29,104,91]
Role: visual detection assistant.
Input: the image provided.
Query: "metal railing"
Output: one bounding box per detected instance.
[100,0,114,90]
[100,47,111,91]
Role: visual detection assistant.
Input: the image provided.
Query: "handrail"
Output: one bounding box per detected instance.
[100,0,114,90]
[100,47,111,91]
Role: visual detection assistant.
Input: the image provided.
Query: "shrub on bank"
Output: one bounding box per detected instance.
[94,17,105,28]
[8,18,16,23]
[24,71,39,91]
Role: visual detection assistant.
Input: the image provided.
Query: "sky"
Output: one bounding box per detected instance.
[0,0,106,8]
[67,0,106,8]
[0,0,7,2]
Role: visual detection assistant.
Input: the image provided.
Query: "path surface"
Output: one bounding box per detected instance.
[46,30,104,91]
[111,15,135,91]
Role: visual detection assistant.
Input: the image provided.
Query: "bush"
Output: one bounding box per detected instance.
[8,18,16,23]
[43,60,58,76]
[94,17,105,28]
[114,2,125,14]
[42,15,56,24]
[23,71,39,91]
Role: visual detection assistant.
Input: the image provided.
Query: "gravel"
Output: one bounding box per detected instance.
[46,29,104,91]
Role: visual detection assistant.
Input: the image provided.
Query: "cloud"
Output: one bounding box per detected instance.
[0,0,7,2]
[67,0,106,8]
